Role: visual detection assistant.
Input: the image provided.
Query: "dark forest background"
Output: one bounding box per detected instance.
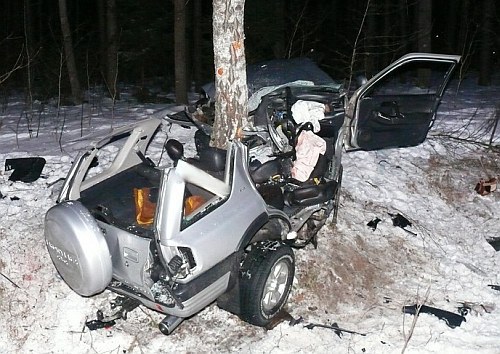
[0,0,498,104]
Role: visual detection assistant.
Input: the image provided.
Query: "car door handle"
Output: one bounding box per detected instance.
[376,112,404,123]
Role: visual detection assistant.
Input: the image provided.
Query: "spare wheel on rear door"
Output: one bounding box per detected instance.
[45,200,112,296]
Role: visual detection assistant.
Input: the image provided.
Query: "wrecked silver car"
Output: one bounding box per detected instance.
[45,53,460,334]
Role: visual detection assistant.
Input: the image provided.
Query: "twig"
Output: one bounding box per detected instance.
[286,1,309,59]
[347,0,371,92]
[59,111,66,152]
[401,286,431,353]
[0,271,20,288]
[488,104,500,147]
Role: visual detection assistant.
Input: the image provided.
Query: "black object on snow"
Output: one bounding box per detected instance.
[304,322,367,337]
[5,157,46,183]
[265,310,303,330]
[488,284,500,291]
[85,318,116,331]
[488,239,500,251]
[403,304,466,328]
[85,296,140,331]
[389,213,416,236]
[367,217,381,231]
[389,213,411,228]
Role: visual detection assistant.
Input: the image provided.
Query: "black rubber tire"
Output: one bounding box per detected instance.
[240,241,295,327]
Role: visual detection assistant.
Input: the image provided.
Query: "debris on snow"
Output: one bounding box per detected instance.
[475,177,497,195]
[304,321,367,337]
[367,217,381,231]
[389,212,416,236]
[403,304,466,329]
[5,157,46,183]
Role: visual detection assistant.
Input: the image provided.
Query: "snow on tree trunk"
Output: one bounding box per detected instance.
[210,0,249,149]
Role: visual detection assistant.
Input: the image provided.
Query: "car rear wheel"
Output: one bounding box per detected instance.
[240,241,294,327]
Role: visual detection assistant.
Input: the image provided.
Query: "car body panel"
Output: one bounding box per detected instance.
[156,141,269,283]
[344,53,461,150]
[59,118,161,201]
[97,221,154,298]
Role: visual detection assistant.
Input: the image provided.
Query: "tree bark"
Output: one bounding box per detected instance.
[58,0,82,104]
[416,0,432,87]
[96,0,107,81]
[478,0,494,86]
[363,1,376,77]
[444,0,458,52]
[174,0,188,104]
[417,0,432,53]
[398,0,409,57]
[24,0,33,106]
[457,0,470,55]
[273,0,286,58]
[211,0,249,149]
[106,0,119,99]
[192,0,202,91]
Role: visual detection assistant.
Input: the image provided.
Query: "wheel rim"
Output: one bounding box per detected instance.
[261,258,290,312]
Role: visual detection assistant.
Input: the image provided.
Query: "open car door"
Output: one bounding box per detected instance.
[344,53,460,151]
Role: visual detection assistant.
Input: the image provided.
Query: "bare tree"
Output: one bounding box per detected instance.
[97,0,107,78]
[58,0,82,104]
[23,0,33,107]
[273,0,286,58]
[174,0,188,104]
[210,0,249,149]
[416,0,432,53]
[106,0,119,99]
[192,0,203,91]
[416,0,432,87]
[478,0,495,86]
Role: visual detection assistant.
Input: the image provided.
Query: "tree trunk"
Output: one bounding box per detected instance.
[106,0,119,99]
[398,0,409,57]
[210,0,249,149]
[457,0,470,55]
[58,0,82,104]
[478,0,494,86]
[444,0,458,52]
[416,0,432,87]
[273,0,286,58]
[417,0,432,53]
[192,0,202,91]
[97,0,107,82]
[174,0,188,104]
[24,0,34,106]
[363,1,376,77]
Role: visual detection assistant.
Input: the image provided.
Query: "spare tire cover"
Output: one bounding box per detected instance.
[45,201,112,296]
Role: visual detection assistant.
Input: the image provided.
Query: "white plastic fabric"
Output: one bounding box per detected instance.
[291,130,326,182]
[291,100,326,133]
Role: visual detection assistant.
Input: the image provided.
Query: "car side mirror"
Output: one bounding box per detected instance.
[165,139,184,165]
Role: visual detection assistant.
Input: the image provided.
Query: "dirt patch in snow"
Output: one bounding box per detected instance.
[291,221,393,320]
[425,142,500,203]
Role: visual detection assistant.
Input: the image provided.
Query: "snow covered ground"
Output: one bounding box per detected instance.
[1,76,500,353]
